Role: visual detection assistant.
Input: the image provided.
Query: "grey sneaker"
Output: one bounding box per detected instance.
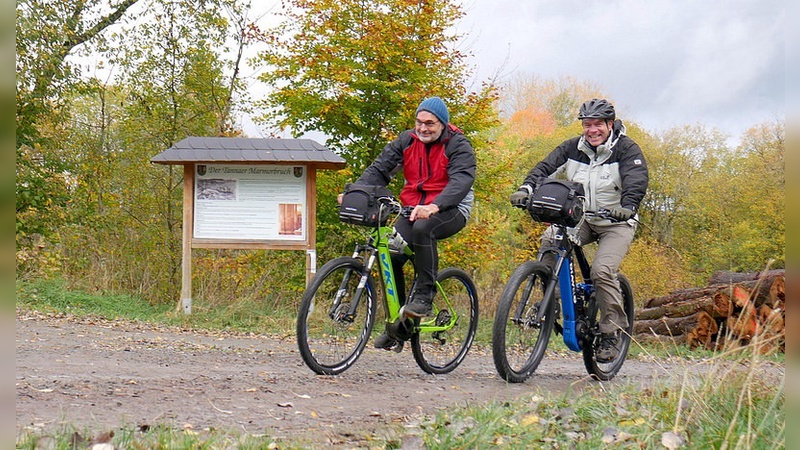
[595,333,620,363]
[373,332,398,350]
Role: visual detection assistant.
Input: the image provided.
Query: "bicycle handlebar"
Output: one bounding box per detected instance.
[377,196,418,218]
[585,209,612,220]
[585,209,637,224]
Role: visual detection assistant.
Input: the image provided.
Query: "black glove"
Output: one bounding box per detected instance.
[509,189,530,208]
[609,207,635,221]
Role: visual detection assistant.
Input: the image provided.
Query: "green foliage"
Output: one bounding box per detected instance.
[15,0,141,240]
[255,0,499,172]
[16,278,170,320]
[655,122,785,275]
[16,423,293,450]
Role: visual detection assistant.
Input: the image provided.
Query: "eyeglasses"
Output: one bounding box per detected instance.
[415,119,440,128]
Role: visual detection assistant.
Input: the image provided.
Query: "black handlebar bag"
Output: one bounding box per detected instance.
[527,178,585,227]
[338,183,394,227]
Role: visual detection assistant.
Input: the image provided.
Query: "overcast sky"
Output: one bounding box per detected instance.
[454,0,784,142]
[245,0,784,143]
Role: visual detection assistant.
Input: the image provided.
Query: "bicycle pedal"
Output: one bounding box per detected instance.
[554,322,564,336]
[392,341,404,353]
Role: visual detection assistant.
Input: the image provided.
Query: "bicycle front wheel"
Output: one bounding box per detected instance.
[582,273,635,381]
[411,268,479,375]
[296,256,378,375]
[492,261,555,383]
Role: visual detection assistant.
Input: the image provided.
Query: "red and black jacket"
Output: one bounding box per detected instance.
[356,124,476,213]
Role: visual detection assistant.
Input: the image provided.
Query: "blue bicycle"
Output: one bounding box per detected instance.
[492,210,635,382]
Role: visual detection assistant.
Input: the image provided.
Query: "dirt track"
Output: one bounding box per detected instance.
[16,309,696,446]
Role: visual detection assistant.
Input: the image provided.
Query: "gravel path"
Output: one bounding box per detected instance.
[15,309,695,446]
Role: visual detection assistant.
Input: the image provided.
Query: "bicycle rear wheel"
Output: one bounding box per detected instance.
[582,273,635,381]
[411,268,479,375]
[492,261,555,383]
[296,256,378,375]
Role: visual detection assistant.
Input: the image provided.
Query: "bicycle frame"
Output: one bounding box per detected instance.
[345,203,459,335]
[536,225,595,352]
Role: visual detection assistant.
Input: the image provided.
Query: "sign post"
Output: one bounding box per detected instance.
[151,137,345,314]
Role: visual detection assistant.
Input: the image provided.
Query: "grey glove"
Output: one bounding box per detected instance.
[509,189,530,208]
[609,207,635,222]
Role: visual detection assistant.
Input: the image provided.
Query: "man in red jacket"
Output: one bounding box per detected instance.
[349,97,476,349]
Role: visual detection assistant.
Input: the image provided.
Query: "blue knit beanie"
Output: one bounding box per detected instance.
[416,97,450,125]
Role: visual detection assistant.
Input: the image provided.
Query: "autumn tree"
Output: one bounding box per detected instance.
[254,0,498,172]
[62,0,253,300]
[16,0,140,241]
[16,0,256,303]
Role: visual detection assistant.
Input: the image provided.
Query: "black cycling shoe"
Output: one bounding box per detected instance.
[373,332,398,350]
[595,332,620,363]
[400,290,434,318]
[400,300,432,319]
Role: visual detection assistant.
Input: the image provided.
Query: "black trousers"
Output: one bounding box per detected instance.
[391,207,466,304]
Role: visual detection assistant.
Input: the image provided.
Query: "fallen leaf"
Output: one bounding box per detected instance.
[520,414,540,426]
[662,431,686,449]
[91,444,114,450]
[601,427,618,444]
[92,431,114,443]
[619,417,646,427]
[616,431,634,442]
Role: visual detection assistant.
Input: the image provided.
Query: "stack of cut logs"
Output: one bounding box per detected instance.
[633,269,785,354]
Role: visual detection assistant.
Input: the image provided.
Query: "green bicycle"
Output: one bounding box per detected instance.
[297,193,479,375]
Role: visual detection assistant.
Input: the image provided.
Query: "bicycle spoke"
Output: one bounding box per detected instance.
[411,268,478,375]
[297,257,376,375]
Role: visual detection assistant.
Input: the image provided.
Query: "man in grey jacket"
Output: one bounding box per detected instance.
[510,98,648,362]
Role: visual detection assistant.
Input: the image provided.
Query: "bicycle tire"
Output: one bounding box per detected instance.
[492,261,555,383]
[411,267,479,375]
[582,273,635,381]
[296,256,378,375]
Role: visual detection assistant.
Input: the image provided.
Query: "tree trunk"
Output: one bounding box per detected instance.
[712,291,732,318]
[707,269,785,285]
[635,295,714,321]
[643,286,725,309]
[635,270,785,353]
[634,313,705,336]
[685,311,718,350]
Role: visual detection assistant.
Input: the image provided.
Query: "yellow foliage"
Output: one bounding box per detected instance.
[621,237,693,305]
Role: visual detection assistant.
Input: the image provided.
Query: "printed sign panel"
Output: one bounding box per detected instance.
[194,164,306,240]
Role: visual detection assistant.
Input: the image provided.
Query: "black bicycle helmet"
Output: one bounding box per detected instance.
[577,98,615,120]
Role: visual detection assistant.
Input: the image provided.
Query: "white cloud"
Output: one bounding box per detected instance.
[458,0,784,140]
